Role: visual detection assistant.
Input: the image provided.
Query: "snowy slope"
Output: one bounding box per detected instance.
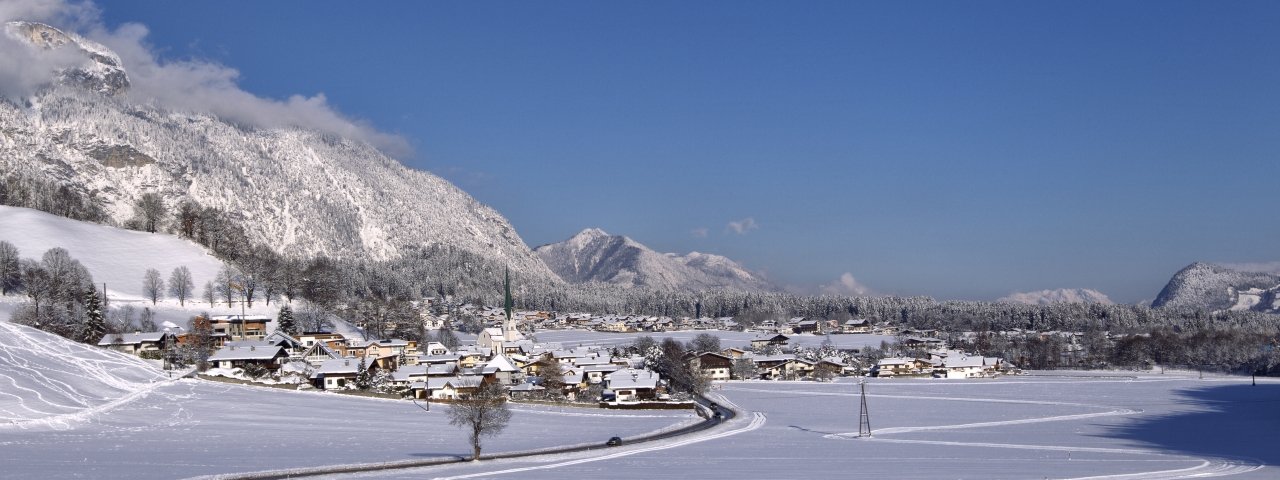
[0,321,166,427]
[997,288,1114,306]
[1151,262,1280,313]
[0,22,556,283]
[534,228,775,292]
[0,205,227,300]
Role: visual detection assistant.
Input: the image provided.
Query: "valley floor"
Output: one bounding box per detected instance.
[318,372,1278,480]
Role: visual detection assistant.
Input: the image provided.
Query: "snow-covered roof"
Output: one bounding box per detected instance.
[311,358,360,377]
[97,331,169,346]
[606,369,659,390]
[485,354,519,372]
[209,315,272,323]
[878,357,919,366]
[426,375,484,390]
[427,364,458,376]
[208,345,286,362]
[508,383,544,392]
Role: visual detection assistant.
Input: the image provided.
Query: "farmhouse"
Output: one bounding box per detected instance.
[97,331,174,355]
[207,344,289,371]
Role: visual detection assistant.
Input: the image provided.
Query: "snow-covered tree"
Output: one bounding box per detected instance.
[202,280,215,308]
[79,286,105,344]
[276,305,297,336]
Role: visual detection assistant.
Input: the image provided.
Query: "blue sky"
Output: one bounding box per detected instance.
[94,1,1280,302]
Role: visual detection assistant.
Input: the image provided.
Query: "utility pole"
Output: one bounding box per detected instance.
[857,378,872,438]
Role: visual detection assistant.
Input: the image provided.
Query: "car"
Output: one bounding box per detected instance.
[606,436,623,447]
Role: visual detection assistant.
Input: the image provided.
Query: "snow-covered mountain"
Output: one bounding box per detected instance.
[534,228,775,292]
[0,22,555,282]
[1151,262,1280,313]
[998,288,1114,306]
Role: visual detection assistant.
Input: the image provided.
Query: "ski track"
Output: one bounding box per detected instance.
[0,322,170,429]
[721,385,1263,479]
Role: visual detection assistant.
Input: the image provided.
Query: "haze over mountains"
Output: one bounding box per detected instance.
[535,228,776,292]
[998,288,1114,306]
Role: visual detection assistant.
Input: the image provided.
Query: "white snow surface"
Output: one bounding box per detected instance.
[0,322,167,427]
[342,373,1277,480]
[534,228,775,292]
[998,288,1114,305]
[0,323,697,479]
[0,205,227,300]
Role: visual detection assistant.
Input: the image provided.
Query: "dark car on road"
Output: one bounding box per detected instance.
[606,436,623,447]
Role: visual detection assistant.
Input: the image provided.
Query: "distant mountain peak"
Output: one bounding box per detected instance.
[535,229,775,292]
[5,21,130,95]
[998,288,1113,306]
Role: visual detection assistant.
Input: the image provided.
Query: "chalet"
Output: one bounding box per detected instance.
[604,369,660,402]
[421,341,452,356]
[207,344,289,371]
[422,375,484,400]
[842,319,871,334]
[793,319,820,334]
[208,315,270,341]
[310,358,360,390]
[689,352,733,381]
[754,354,801,380]
[300,342,342,366]
[582,363,624,384]
[97,331,175,356]
[901,337,945,349]
[750,334,790,349]
[721,347,750,359]
[297,332,346,349]
[482,354,522,384]
[872,357,930,377]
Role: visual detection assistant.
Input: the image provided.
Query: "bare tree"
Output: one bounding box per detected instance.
[687,333,722,354]
[143,268,164,305]
[168,266,194,306]
[133,193,165,233]
[202,281,215,308]
[215,266,236,308]
[139,307,157,332]
[447,382,512,461]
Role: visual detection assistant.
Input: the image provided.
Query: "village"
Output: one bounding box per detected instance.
[94,295,1030,410]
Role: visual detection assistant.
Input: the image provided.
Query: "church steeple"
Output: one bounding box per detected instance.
[502,268,519,341]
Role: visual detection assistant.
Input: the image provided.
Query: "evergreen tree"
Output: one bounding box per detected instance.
[80,286,105,344]
[277,304,297,335]
[354,356,371,390]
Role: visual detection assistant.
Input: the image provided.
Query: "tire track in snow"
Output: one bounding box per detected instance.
[429,410,767,480]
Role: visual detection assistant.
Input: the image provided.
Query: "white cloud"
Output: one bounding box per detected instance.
[0,0,411,158]
[726,217,758,235]
[820,272,873,297]
[690,227,709,238]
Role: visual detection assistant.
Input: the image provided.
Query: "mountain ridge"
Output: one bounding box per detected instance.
[534,228,776,292]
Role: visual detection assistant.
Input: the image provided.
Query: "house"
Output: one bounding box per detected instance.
[901,337,945,349]
[872,357,929,377]
[689,352,733,381]
[753,354,801,380]
[794,319,820,334]
[207,344,289,371]
[842,319,872,334]
[582,363,624,384]
[421,341,452,356]
[310,358,360,390]
[300,342,342,366]
[604,369,660,402]
[208,315,271,341]
[482,354,522,385]
[721,347,750,359]
[97,331,175,356]
[750,334,790,349]
[424,375,484,400]
[297,332,346,349]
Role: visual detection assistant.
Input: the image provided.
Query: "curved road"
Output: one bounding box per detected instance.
[205,397,738,480]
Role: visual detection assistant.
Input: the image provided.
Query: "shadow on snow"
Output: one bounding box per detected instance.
[1097,382,1280,466]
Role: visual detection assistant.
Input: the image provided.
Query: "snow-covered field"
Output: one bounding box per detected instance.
[533,328,895,351]
[0,323,697,479]
[336,373,1278,479]
[0,205,284,327]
